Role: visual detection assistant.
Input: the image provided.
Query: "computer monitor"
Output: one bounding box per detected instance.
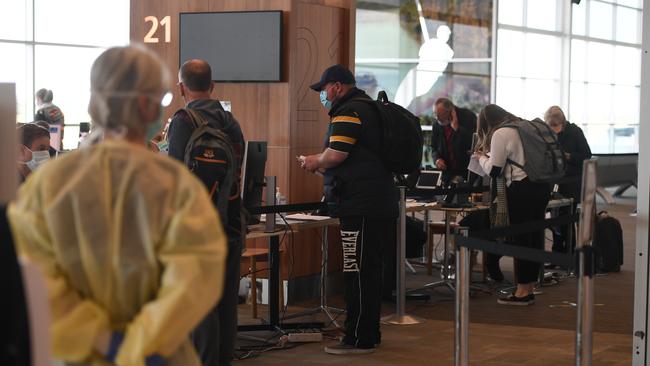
[49,125,61,151]
[415,170,442,189]
[241,141,268,224]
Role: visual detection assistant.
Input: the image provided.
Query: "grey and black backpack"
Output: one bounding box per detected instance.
[499,118,566,183]
[180,108,235,220]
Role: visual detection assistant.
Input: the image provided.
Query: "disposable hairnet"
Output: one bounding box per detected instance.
[88,45,171,136]
[9,139,227,366]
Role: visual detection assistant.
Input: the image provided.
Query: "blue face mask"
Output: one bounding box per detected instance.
[320,90,332,109]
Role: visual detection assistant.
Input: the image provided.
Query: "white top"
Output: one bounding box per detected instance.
[478,127,527,186]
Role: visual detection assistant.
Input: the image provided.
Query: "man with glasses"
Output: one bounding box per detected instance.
[431,97,475,184]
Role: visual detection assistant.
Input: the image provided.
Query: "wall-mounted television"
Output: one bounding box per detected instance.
[179,11,282,82]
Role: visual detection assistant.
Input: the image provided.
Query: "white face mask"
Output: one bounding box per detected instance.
[20,148,50,172]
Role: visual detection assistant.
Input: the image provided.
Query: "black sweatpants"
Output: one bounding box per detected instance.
[192,237,241,366]
[506,179,550,285]
[340,216,395,348]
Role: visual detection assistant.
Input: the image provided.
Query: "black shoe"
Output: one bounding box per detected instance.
[544,263,559,270]
[497,293,535,306]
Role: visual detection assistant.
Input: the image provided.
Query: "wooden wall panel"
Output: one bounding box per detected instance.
[130,0,209,121]
[131,0,353,280]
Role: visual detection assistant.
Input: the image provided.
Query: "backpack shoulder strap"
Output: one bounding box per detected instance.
[494,121,524,170]
[186,108,208,129]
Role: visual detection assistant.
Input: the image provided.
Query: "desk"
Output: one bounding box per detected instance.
[406,198,574,293]
[418,204,489,292]
[238,217,339,332]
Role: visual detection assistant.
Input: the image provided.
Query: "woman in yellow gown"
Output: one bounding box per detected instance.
[8,45,227,366]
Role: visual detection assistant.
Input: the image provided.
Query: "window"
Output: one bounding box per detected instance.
[356,0,494,167]
[496,0,642,153]
[2,0,129,150]
[34,0,129,47]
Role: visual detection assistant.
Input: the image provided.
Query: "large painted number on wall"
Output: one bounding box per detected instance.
[144,15,171,43]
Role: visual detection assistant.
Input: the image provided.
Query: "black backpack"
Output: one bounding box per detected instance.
[178,108,235,221]
[353,91,423,174]
[593,211,624,273]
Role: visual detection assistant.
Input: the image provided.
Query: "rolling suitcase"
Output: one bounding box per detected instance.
[593,211,624,273]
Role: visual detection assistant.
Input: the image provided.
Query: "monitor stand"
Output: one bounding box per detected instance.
[264,176,276,233]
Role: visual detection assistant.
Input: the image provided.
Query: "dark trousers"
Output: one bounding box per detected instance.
[192,237,241,366]
[340,216,395,348]
[506,179,550,285]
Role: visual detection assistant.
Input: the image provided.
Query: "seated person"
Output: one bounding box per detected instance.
[16,123,51,183]
[431,98,475,184]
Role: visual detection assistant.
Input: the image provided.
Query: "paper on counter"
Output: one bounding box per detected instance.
[284,213,331,221]
[468,156,487,177]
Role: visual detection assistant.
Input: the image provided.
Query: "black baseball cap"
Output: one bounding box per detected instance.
[309,64,356,92]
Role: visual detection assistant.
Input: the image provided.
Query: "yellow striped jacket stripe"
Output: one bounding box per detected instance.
[329,135,357,144]
[331,116,361,124]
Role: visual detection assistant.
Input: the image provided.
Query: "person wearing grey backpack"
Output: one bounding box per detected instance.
[474,104,551,306]
[167,59,245,366]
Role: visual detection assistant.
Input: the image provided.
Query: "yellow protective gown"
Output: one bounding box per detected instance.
[8,139,227,366]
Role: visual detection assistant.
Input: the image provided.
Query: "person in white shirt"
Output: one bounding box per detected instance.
[473,104,550,306]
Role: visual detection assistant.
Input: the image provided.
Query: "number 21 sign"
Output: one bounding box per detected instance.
[144,16,170,43]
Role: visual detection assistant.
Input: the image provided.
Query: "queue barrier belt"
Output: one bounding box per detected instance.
[456,214,595,277]
[471,213,578,239]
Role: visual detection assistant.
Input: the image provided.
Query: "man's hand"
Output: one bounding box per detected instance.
[564,152,571,161]
[435,158,448,170]
[301,154,321,173]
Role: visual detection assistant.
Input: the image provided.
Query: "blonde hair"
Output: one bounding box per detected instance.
[544,105,566,126]
[476,104,520,152]
[88,45,170,136]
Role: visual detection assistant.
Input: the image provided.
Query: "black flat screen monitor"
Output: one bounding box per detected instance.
[179,11,282,82]
[241,141,267,224]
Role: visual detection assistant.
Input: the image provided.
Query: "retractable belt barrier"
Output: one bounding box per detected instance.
[454,208,595,366]
[456,214,595,278]
[247,202,326,215]
[471,213,578,240]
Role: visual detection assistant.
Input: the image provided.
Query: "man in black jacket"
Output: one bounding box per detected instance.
[167,59,245,366]
[300,64,397,355]
[431,98,475,184]
[544,106,592,253]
